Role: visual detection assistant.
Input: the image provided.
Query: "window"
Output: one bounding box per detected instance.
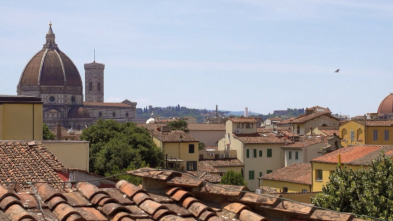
[112,112,116,117]
[186,161,197,171]
[289,151,292,159]
[189,144,195,153]
[49,96,55,102]
[246,149,250,158]
[302,189,307,193]
[98,112,102,117]
[267,149,272,157]
[126,112,129,117]
[373,130,378,141]
[385,130,389,141]
[246,123,250,128]
[297,125,300,134]
[267,170,272,174]
[89,82,92,91]
[295,151,299,160]
[253,149,257,158]
[249,170,255,180]
[259,172,263,177]
[350,130,354,142]
[316,169,323,181]
[282,187,288,193]
[97,82,101,91]
[71,96,75,103]
[237,123,241,128]
[259,150,262,157]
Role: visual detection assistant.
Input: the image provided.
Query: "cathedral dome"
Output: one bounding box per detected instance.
[378,93,393,114]
[17,23,82,94]
[67,106,90,118]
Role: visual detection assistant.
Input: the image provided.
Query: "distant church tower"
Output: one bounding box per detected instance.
[84,61,105,102]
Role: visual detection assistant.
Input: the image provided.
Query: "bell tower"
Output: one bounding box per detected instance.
[84,60,104,102]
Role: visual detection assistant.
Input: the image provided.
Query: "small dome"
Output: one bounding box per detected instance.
[67,107,90,118]
[378,93,393,114]
[146,118,155,124]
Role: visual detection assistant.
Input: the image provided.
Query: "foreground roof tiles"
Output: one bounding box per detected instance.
[311,145,393,165]
[0,141,66,190]
[261,163,312,185]
[0,166,367,221]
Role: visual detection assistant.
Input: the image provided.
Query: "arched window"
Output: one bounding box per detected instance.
[357,128,363,141]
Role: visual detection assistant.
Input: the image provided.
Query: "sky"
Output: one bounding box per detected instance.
[1,0,393,117]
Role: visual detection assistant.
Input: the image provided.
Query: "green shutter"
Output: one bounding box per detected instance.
[259,150,262,157]
[249,170,255,180]
[246,149,249,158]
[267,149,272,157]
[267,170,272,174]
[253,149,257,158]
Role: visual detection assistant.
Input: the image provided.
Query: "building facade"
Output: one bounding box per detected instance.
[17,23,136,129]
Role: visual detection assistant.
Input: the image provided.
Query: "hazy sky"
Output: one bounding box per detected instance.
[1,1,393,117]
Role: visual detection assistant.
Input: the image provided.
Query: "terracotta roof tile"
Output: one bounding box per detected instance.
[319,129,339,136]
[274,200,313,215]
[170,190,192,202]
[261,163,312,185]
[4,204,36,221]
[239,209,268,221]
[234,133,287,144]
[139,200,166,215]
[240,192,277,206]
[151,130,199,143]
[133,192,152,205]
[310,209,352,221]
[364,120,393,126]
[101,202,130,216]
[127,168,174,181]
[282,138,326,148]
[181,196,198,209]
[197,183,245,197]
[0,141,66,190]
[0,196,22,211]
[201,159,243,168]
[52,203,83,221]
[152,208,174,220]
[223,202,248,214]
[311,145,393,165]
[162,203,191,216]
[116,180,146,199]
[166,174,203,188]
[188,201,209,217]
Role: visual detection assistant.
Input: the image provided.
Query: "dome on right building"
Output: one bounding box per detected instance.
[378,93,393,114]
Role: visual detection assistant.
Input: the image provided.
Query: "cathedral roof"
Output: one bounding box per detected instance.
[17,23,82,92]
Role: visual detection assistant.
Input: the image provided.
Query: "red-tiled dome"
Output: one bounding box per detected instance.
[67,106,90,118]
[17,24,82,93]
[378,93,393,114]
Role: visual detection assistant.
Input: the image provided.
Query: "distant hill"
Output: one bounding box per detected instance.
[136,105,304,123]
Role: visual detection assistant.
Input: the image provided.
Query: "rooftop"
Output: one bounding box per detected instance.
[311,145,393,165]
[261,163,312,185]
[187,124,226,131]
[282,137,326,149]
[229,118,257,123]
[151,129,199,143]
[234,133,287,144]
[0,141,66,190]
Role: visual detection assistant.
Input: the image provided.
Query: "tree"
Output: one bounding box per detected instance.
[220,170,246,186]
[312,155,393,220]
[80,120,164,181]
[167,119,189,132]
[43,124,55,140]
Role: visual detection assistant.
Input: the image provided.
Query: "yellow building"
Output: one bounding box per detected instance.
[261,163,311,193]
[0,95,43,140]
[339,120,393,147]
[151,126,199,171]
[218,118,287,190]
[311,145,393,191]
